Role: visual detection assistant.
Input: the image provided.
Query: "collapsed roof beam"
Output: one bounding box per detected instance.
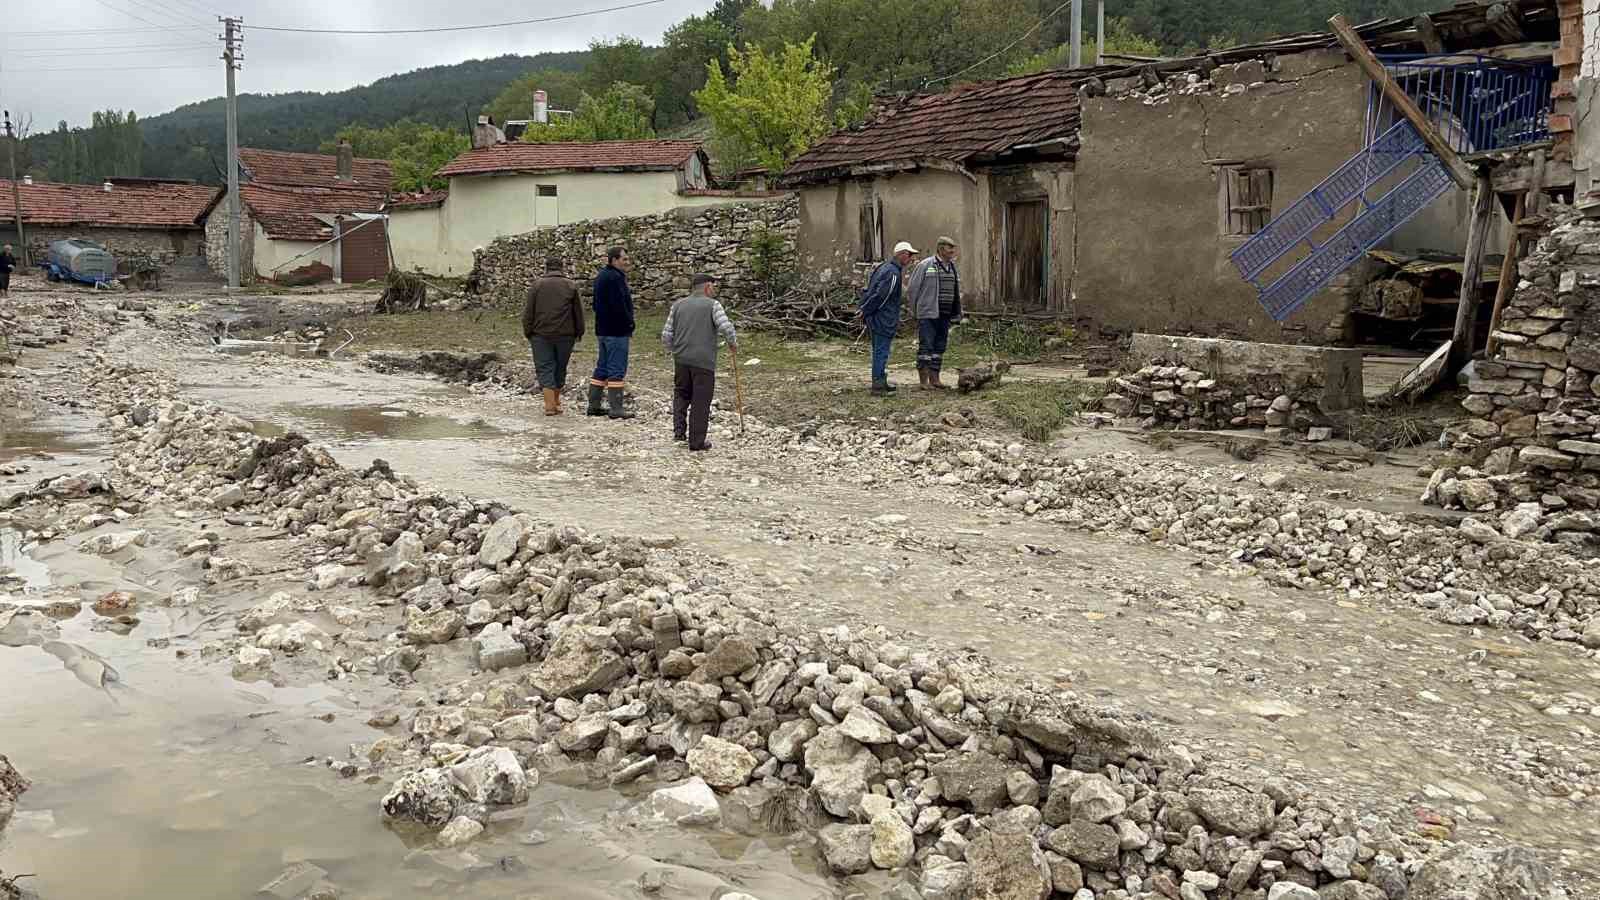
[1328,14,1477,191]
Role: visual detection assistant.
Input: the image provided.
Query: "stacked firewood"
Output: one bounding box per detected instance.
[736,283,863,338]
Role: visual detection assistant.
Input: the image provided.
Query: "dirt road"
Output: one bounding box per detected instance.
[2,283,1596,898]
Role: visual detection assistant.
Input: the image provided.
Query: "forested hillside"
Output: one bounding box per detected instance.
[17,0,1444,186]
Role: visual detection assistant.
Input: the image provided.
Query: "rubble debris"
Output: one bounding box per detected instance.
[0,755,29,831]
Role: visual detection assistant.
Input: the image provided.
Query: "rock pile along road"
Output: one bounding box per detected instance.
[0,282,1594,900]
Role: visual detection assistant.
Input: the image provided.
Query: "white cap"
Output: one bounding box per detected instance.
[892,241,918,255]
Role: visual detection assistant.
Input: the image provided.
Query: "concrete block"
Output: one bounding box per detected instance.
[1127,333,1364,412]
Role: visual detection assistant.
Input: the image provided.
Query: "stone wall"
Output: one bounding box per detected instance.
[26,226,204,271]
[204,205,257,279]
[478,197,798,307]
[1102,334,1364,436]
[1430,207,1600,521]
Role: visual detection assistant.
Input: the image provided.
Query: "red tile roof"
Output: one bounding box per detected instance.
[0,178,219,229]
[234,184,386,241]
[238,148,393,191]
[435,140,702,178]
[386,190,448,211]
[782,70,1082,183]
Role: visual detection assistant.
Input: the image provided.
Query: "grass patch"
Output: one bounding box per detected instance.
[990,380,1106,442]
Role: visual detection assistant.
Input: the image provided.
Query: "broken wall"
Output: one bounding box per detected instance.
[1072,51,1482,342]
[1103,333,1364,434]
[1433,208,1600,517]
[26,226,203,271]
[478,196,798,306]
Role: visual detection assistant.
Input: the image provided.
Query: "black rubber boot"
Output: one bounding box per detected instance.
[586,384,606,416]
[871,376,892,396]
[606,387,636,420]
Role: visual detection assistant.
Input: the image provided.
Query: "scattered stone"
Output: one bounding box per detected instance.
[686,735,757,789]
[649,778,721,826]
[437,815,484,847]
[967,830,1050,900]
[818,823,873,875]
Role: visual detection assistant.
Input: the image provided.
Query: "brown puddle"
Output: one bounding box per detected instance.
[0,542,838,900]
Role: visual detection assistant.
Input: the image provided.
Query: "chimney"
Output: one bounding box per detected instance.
[103,181,113,192]
[336,139,354,181]
[21,175,32,186]
[533,90,549,124]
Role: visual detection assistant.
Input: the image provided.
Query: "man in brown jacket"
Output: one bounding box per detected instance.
[522,256,585,416]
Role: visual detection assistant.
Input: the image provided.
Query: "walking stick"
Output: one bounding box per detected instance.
[730,344,746,435]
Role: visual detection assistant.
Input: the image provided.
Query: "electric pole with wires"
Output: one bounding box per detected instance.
[3,111,27,268]
[220,15,243,289]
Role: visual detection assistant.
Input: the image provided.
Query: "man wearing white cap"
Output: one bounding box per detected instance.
[859,240,917,395]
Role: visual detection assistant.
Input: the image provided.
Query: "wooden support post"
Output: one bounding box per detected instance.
[1414,14,1445,54]
[1450,172,1495,372]
[1485,193,1526,357]
[1527,148,1548,216]
[1329,14,1477,191]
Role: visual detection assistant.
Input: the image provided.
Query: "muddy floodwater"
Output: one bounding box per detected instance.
[0,545,832,900]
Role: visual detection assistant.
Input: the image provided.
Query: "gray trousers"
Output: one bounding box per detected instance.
[529,337,576,390]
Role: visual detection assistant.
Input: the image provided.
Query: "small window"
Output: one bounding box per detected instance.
[536,184,558,197]
[1221,166,1273,236]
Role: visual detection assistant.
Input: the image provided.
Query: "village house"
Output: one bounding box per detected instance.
[781,0,1563,348]
[388,138,761,276]
[201,142,392,281]
[0,176,219,269]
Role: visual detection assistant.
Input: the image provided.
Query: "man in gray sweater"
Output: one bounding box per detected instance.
[661,273,738,451]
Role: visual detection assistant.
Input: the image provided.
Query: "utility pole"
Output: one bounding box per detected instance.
[3,111,26,267]
[220,16,243,289]
[1070,0,1084,68]
[1096,0,1106,66]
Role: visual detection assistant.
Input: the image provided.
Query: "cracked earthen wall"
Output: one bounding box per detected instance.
[1071,54,1489,342]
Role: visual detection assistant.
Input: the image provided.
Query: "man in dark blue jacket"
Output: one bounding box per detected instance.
[860,240,917,395]
[589,246,636,419]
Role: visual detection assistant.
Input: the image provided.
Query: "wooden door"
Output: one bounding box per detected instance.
[338,218,389,282]
[1005,200,1047,308]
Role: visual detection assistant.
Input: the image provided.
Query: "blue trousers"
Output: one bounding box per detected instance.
[870,330,893,380]
[592,335,630,386]
[917,317,951,372]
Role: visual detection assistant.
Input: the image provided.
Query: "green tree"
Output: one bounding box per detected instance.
[694,36,835,173]
[652,15,734,130]
[582,37,654,96]
[485,69,586,123]
[522,82,657,143]
[390,126,470,192]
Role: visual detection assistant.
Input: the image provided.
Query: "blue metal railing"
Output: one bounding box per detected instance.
[1367,55,1556,155]
[1231,56,1554,321]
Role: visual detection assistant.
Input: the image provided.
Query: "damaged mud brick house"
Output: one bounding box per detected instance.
[782,0,1566,346]
[387,128,786,277]
[200,142,392,283]
[0,176,218,270]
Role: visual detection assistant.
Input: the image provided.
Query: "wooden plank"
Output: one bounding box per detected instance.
[1450,172,1496,372]
[1388,340,1452,403]
[1491,156,1574,193]
[1414,14,1446,53]
[1485,193,1526,356]
[1329,14,1477,191]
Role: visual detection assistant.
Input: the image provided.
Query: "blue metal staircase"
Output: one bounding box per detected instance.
[1232,56,1554,322]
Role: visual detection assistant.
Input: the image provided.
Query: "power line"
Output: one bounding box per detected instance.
[3,26,182,38]
[3,63,213,73]
[4,42,214,52]
[119,0,209,27]
[8,45,214,57]
[86,0,184,32]
[246,0,669,35]
[925,0,1075,86]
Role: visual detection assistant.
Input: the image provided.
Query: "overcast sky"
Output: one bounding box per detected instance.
[2,0,711,130]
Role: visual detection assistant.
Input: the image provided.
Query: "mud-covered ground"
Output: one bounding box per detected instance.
[2,279,1596,899]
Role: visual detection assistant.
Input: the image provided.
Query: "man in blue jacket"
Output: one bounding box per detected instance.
[589,246,636,419]
[860,241,917,395]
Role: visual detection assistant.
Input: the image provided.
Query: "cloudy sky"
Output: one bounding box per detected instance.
[2,0,711,129]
